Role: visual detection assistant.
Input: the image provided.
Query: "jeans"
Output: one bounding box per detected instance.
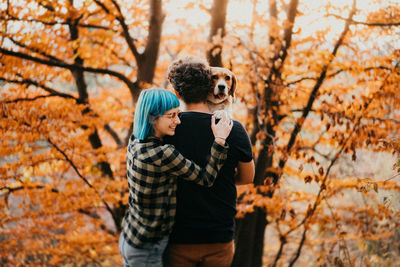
[119,233,169,267]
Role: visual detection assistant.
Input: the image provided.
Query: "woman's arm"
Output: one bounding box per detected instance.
[161,141,228,187]
[162,111,233,187]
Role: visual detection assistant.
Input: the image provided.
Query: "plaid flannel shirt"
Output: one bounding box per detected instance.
[121,136,228,248]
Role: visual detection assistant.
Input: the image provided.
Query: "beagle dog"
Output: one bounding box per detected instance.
[207,67,237,116]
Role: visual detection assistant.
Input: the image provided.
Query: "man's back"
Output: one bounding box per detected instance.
[165,111,253,244]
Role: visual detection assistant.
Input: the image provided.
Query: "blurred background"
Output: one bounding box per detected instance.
[1,0,399,266]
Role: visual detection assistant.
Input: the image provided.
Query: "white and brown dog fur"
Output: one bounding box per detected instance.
[207,67,237,118]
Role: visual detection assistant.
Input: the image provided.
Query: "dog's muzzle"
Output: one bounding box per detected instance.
[214,83,227,96]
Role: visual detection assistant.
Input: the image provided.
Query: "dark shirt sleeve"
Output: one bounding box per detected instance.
[230,120,253,162]
[160,141,229,187]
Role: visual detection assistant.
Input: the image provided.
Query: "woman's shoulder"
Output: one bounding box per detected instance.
[128,137,175,163]
[159,143,178,157]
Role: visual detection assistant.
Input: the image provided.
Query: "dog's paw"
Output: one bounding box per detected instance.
[213,110,231,120]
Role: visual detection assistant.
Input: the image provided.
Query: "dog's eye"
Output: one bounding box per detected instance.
[212,75,218,80]
[225,76,231,81]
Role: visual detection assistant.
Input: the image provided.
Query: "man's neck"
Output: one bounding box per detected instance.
[184,102,211,113]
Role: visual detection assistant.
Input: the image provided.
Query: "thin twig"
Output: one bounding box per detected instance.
[46,138,115,218]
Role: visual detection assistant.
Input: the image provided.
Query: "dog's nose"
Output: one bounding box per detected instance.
[218,85,225,91]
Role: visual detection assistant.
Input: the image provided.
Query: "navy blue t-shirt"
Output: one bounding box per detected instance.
[164,111,253,244]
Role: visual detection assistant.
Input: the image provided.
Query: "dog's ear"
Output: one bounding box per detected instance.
[173,90,181,99]
[229,72,237,101]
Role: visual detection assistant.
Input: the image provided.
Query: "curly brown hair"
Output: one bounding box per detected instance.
[167,56,212,104]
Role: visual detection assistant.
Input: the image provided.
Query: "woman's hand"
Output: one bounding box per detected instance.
[211,110,233,145]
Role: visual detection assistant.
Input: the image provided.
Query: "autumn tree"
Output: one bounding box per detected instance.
[0,0,163,265]
[2,0,400,266]
[220,0,400,266]
[207,0,229,67]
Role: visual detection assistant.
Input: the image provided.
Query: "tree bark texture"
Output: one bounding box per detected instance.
[207,0,228,67]
[232,1,299,266]
[136,0,164,95]
[67,9,114,179]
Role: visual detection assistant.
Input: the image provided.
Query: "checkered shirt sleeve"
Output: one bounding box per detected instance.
[121,137,228,248]
[161,140,228,186]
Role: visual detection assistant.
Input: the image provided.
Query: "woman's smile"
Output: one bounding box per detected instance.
[153,107,182,138]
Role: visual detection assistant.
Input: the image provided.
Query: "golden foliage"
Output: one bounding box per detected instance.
[1,0,400,266]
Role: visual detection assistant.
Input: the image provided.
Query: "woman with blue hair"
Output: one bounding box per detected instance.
[119,88,233,267]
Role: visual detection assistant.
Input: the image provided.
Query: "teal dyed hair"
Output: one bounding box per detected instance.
[133,88,180,140]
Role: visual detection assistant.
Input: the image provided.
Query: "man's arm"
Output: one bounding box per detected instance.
[235,160,255,185]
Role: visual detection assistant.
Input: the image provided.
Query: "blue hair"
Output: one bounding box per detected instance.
[133,88,180,140]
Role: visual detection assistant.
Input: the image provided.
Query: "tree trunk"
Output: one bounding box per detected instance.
[233,142,273,267]
[233,208,267,267]
[67,10,114,179]
[135,0,164,98]
[118,0,165,226]
[233,0,301,264]
[207,0,228,67]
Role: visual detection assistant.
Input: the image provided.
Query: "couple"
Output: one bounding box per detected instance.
[119,56,255,267]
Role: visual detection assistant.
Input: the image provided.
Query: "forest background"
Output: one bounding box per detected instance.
[1,0,400,266]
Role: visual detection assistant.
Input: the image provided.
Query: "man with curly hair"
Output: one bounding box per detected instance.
[164,56,255,267]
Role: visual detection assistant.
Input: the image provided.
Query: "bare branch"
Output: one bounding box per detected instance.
[0,184,58,193]
[0,15,118,32]
[286,40,398,267]
[78,208,115,235]
[92,40,135,68]
[0,175,116,235]
[7,37,62,62]
[104,123,122,147]
[2,94,62,103]
[46,138,115,215]
[93,0,111,14]
[285,76,317,85]
[38,0,55,12]
[288,227,307,267]
[272,220,287,267]
[328,13,400,27]
[282,0,299,60]
[291,107,400,125]
[0,48,136,90]
[278,0,357,171]
[0,76,78,101]
[285,65,392,85]
[94,0,140,59]
[236,37,264,143]
[1,75,123,147]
